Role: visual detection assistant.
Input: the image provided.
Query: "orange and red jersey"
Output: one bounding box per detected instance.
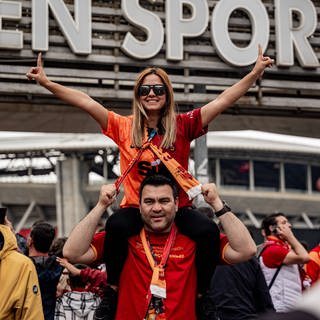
[304,244,320,284]
[103,109,207,208]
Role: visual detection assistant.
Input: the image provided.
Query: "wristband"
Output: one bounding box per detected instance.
[215,200,231,217]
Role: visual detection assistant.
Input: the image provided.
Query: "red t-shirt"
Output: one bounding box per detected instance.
[90,231,105,264]
[114,232,228,320]
[260,236,290,268]
[103,109,207,208]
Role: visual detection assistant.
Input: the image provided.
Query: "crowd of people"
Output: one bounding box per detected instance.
[1,179,319,320]
[0,46,319,320]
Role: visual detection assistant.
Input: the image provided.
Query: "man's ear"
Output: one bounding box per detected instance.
[26,236,32,247]
[175,197,179,212]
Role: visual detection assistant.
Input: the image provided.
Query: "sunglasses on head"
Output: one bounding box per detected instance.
[138,84,166,96]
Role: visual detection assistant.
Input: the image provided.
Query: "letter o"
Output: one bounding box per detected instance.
[211,0,269,66]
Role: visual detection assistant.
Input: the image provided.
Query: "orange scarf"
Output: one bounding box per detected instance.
[149,143,202,199]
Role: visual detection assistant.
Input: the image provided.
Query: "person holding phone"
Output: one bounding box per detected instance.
[259,213,310,312]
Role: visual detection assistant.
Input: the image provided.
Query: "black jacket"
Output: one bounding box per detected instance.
[31,255,63,320]
[207,257,274,320]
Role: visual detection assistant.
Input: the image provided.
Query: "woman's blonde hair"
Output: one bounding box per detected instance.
[131,67,176,148]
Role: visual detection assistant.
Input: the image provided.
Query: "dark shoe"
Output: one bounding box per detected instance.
[94,286,118,320]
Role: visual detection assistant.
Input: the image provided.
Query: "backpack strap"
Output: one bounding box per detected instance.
[258,243,283,290]
[268,264,283,290]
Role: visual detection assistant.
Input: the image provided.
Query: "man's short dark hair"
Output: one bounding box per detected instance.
[30,221,55,253]
[261,212,287,236]
[139,174,178,201]
[49,236,68,258]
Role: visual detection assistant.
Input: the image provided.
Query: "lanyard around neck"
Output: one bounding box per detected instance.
[140,223,177,271]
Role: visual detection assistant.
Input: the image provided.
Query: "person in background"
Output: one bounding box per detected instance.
[199,207,274,319]
[208,257,274,319]
[56,267,71,299]
[57,257,107,299]
[55,263,101,320]
[27,221,63,320]
[49,237,72,298]
[259,213,310,312]
[298,240,312,291]
[257,282,320,320]
[304,243,320,285]
[0,215,44,320]
[49,237,68,258]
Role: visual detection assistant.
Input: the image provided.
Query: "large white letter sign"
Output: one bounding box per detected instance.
[211,0,269,66]
[275,0,318,68]
[32,0,91,54]
[0,1,23,49]
[166,0,208,60]
[121,0,164,59]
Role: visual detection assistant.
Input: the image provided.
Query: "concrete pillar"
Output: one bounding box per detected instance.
[194,134,209,207]
[193,84,209,207]
[55,155,89,237]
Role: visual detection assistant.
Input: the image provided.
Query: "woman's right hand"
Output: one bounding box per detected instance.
[25,52,109,129]
[26,52,48,86]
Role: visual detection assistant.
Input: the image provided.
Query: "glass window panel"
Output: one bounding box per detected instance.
[254,161,280,190]
[284,163,307,191]
[311,165,320,192]
[220,159,249,188]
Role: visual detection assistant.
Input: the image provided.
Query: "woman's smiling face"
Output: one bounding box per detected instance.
[138,74,167,115]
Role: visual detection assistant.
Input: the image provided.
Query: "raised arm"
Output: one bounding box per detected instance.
[26,53,108,129]
[201,45,274,127]
[56,257,81,276]
[63,184,117,264]
[277,225,310,265]
[202,183,256,263]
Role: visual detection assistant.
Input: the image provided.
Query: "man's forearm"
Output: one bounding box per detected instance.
[289,236,310,262]
[201,183,256,262]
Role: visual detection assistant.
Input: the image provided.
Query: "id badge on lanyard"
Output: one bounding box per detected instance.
[150,266,166,299]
